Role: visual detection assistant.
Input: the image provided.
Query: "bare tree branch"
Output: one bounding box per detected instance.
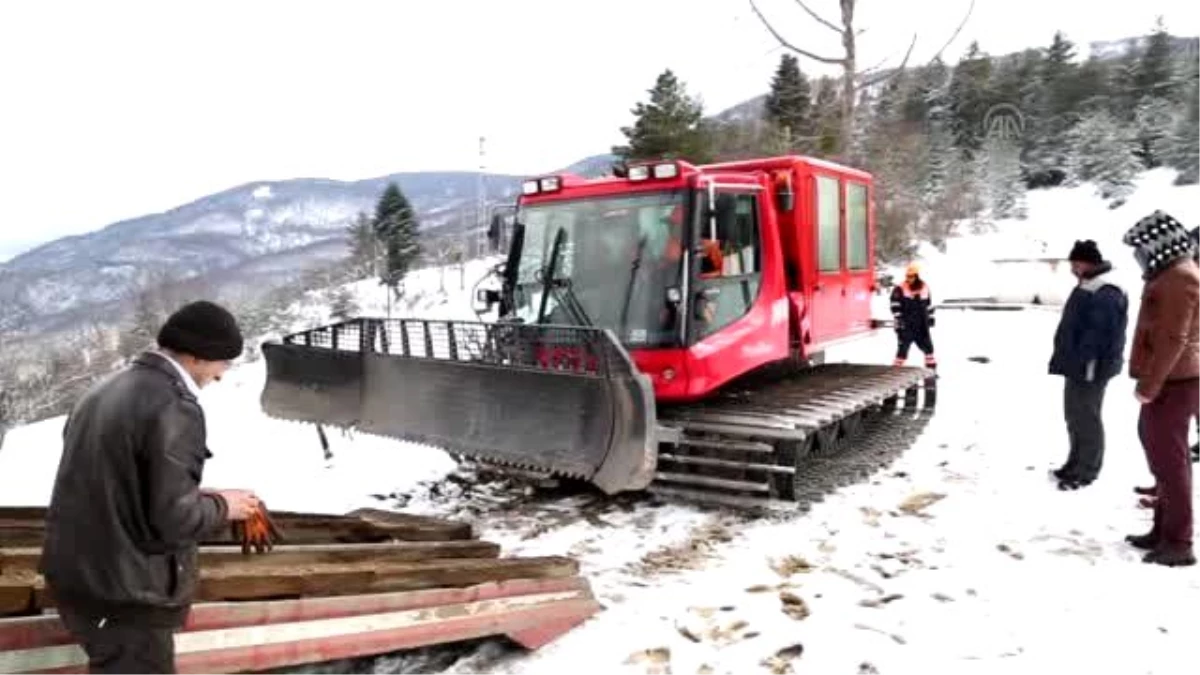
[856,33,917,90]
[927,0,976,64]
[857,36,915,78]
[855,0,972,90]
[748,0,844,65]
[793,0,841,34]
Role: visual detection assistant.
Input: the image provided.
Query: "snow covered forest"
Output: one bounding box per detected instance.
[1,18,1197,438]
[696,19,1199,260]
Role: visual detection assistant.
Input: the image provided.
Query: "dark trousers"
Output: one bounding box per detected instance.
[57,606,176,674]
[895,328,935,365]
[1062,378,1108,481]
[1141,378,1199,551]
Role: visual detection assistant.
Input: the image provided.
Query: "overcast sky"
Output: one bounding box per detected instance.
[0,0,1189,261]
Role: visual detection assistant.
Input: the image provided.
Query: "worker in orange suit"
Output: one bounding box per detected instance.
[890,263,937,370]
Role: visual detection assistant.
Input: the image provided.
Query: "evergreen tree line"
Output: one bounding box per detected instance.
[613,19,1199,262]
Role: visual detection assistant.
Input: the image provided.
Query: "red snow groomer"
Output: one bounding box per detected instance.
[259,155,936,508]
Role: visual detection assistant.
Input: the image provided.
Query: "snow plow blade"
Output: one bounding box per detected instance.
[260,318,658,494]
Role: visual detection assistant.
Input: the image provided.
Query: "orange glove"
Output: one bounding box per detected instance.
[230,501,283,554]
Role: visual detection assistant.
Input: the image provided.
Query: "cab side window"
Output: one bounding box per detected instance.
[816,175,841,273]
[693,191,763,340]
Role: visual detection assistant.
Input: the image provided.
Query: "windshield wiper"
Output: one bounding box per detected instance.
[534,227,593,327]
[618,235,647,339]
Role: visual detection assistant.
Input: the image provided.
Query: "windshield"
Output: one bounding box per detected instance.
[511,190,685,348]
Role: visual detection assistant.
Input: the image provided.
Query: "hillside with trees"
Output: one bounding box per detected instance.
[1,19,1195,435]
[612,17,1198,261]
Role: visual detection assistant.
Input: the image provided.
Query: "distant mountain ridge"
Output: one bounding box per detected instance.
[0,152,630,339]
[4,27,1193,337]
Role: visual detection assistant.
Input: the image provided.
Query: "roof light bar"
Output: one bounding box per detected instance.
[626,161,680,182]
[652,162,678,179]
[522,176,564,195]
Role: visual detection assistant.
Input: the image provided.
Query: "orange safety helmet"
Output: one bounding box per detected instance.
[905,262,920,278]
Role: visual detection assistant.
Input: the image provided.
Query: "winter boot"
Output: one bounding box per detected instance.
[1125,532,1159,550]
[1138,496,1156,509]
[1057,477,1091,491]
[1143,547,1197,567]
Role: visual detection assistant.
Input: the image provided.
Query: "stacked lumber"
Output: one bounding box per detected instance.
[0,506,585,618]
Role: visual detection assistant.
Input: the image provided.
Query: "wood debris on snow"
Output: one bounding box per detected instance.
[778,591,810,620]
[625,647,672,674]
[997,543,1025,560]
[859,593,904,608]
[761,644,803,674]
[854,623,907,645]
[769,554,814,577]
[860,506,884,527]
[897,491,947,516]
[627,522,734,577]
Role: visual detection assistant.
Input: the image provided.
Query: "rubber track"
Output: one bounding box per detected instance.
[645,363,934,510]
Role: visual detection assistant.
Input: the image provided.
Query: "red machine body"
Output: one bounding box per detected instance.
[517,156,878,404]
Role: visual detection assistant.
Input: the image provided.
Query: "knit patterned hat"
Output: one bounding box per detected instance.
[1122,210,1196,278]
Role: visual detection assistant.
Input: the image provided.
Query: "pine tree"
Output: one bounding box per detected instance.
[1133,95,1177,168]
[763,54,813,151]
[119,287,164,360]
[372,182,421,293]
[811,76,843,157]
[329,286,358,322]
[613,69,713,163]
[846,88,875,166]
[1165,71,1199,184]
[1068,109,1142,207]
[982,137,1028,219]
[947,42,994,160]
[345,211,376,277]
[1024,32,1080,186]
[1135,17,1176,102]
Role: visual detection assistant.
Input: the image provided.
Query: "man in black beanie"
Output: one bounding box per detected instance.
[1048,240,1129,490]
[39,300,265,673]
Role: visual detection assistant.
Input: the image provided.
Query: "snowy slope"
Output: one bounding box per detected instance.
[2,175,1198,675]
[895,169,1200,306]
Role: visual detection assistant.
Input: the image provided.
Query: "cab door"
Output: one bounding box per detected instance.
[842,179,875,335]
[809,172,848,345]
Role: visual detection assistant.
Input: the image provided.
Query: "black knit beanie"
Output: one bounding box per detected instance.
[1067,239,1104,265]
[157,301,244,361]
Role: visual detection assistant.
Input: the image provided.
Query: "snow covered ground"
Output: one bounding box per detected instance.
[2,174,1198,674]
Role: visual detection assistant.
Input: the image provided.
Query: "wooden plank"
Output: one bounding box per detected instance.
[1,586,600,674]
[0,526,44,549]
[0,510,475,546]
[0,577,593,652]
[0,540,501,575]
[19,556,580,611]
[0,581,33,618]
[346,508,474,540]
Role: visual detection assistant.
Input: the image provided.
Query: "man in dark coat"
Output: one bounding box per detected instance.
[1121,211,1199,567]
[891,262,937,369]
[39,301,263,673]
[1048,240,1129,490]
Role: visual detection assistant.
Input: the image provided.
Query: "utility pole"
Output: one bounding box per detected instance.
[466,135,487,289]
